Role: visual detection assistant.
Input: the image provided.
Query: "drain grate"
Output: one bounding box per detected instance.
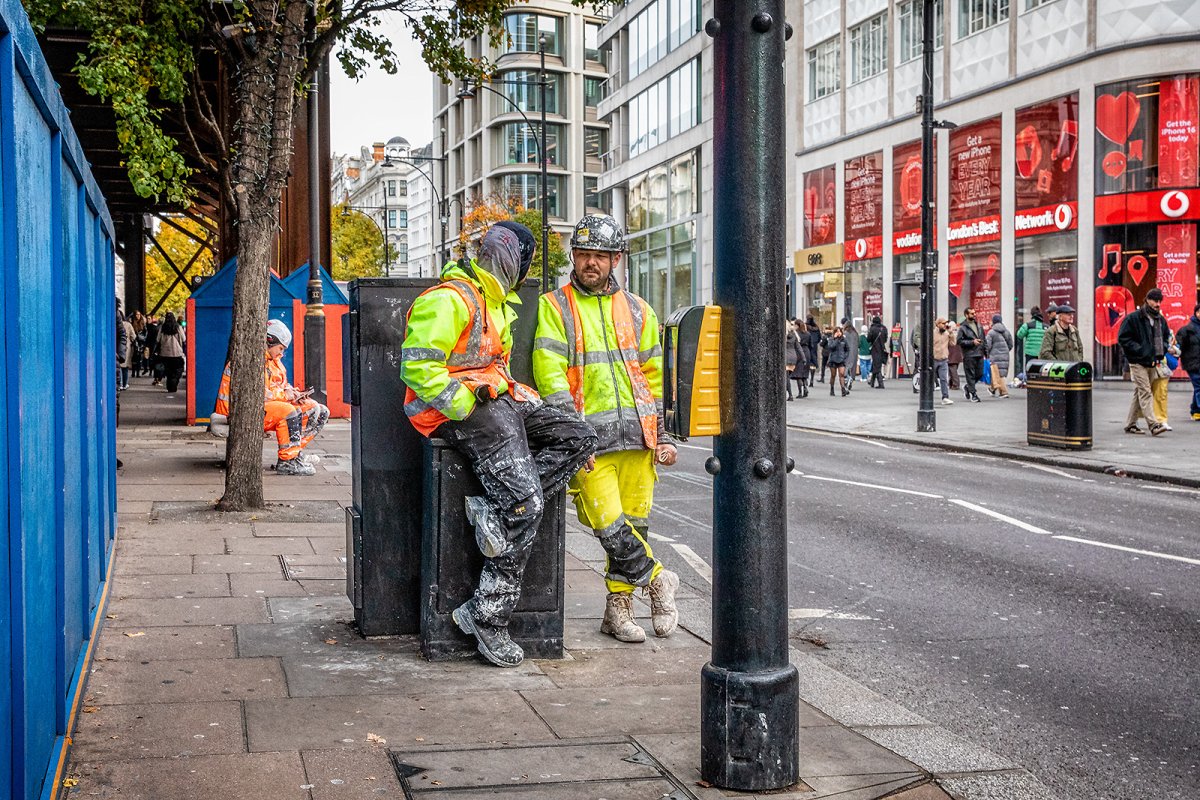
[389,736,698,799]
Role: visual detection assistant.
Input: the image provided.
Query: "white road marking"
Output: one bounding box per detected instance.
[670,543,713,583]
[655,505,708,530]
[949,499,1052,534]
[795,472,943,499]
[647,532,675,543]
[1052,536,1200,566]
[1145,484,1200,496]
[1022,463,1081,481]
[789,608,875,621]
[795,429,894,449]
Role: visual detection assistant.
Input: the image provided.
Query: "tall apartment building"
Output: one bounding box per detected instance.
[406,142,438,277]
[331,136,419,276]
[793,0,1200,377]
[434,1,612,263]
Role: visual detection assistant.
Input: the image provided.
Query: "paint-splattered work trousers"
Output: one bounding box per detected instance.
[264,398,329,461]
[569,449,662,594]
[439,394,597,628]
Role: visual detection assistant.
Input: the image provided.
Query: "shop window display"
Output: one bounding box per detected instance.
[802,165,836,247]
[948,117,1002,325]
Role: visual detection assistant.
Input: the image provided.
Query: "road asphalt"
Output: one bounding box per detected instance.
[61,378,1196,800]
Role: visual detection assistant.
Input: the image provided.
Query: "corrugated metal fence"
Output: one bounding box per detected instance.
[0,1,118,798]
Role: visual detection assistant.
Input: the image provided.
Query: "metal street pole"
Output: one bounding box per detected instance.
[539,35,550,294]
[382,174,391,275]
[441,126,450,268]
[701,2,799,791]
[917,0,936,431]
[305,57,327,405]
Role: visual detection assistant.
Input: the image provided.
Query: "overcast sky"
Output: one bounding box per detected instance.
[328,16,438,155]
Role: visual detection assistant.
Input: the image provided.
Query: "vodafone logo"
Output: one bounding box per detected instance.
[1162,191,1189,218]
[1054,203,1073,230]
[855,238,867,259]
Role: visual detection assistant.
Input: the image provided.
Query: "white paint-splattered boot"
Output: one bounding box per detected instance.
[646,569,679,637]
[600,592,646,643]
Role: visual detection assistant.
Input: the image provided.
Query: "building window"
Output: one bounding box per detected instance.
[399,236,409,264]
[584,127,609,161]
[386,180,396,198]
[629,59,700,158]
[898,0,943,63]
[584,176,611,214]
[503,13,562,55]
[1024,0,1054,8]
[398,180,408,197]
[387,210,397,229]
[501,174,566,218]
[628,0,700,79]
[495,69,562,115]
[958,0,1009,38]
[849,14,887,84]
[500,122,564,166]
[584,77,606,108]
[398,210,408,229]
[807,38,840,101]
[625,152,700,317]
[585,22,605,65]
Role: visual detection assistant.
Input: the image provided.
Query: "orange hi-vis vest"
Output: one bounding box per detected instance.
[214,363,232,417]
[545,287,658,450]
[214,353,292,418]
[403,279,535,437]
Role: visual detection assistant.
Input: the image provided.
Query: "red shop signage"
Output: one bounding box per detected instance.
[1158,76,1199,188]
[803,165,837,247]
[1014,201,1078,237]
[946,215,1002,245]
[893,140,936,253]
[893,228,937,254]
[844,152,883,262]
[950,118,1001,223]
[1158,223,1198,333]
[1094,188,1200,226]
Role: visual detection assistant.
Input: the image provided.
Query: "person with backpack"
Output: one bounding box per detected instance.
[1015,306,1046,387]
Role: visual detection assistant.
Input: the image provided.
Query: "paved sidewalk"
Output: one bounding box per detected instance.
[62,380,1057,800]
[787,377,1200,485]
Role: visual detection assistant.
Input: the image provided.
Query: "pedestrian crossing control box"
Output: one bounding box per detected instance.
[663,305,722,439]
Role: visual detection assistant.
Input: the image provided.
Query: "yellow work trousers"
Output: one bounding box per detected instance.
[569,449,663,594]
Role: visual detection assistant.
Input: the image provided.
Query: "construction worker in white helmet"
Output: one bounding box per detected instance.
[532,213,680,643]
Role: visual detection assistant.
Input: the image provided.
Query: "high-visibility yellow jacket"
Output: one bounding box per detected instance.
[534,282,666,454]
[400,260,539,434]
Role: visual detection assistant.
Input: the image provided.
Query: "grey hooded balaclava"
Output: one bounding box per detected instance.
[476,225,524,294]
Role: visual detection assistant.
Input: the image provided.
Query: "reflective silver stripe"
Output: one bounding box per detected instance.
[639,344,662,362]
[624,291,646,340]
[534,337,568,357]
[580,347,641,365]
[404,379,464,416]
[625,515,650,530]
[593,514,628,538]
[584,408,621,427]
[553,288,579,367]
[446,280,484,358]
[402,347,446,363]
[447,352,493,368]
[543,390,575,409]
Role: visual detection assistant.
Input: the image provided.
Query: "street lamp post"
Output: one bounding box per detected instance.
[305,57,327,404]
[457,62,552,293]
[917,0,937,432]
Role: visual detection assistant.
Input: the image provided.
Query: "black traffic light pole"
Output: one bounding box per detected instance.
[305,57,327,405]
[916,0,937,432]
[700,2,800,791]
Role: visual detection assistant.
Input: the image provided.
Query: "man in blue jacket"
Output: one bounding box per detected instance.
[1175,302,1200,422]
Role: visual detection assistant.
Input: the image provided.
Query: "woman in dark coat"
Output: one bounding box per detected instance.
[867,315,889,388]
[827,327,851,396]
[805,317,822,387]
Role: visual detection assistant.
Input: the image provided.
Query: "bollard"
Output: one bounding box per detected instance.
[700,0,800,791]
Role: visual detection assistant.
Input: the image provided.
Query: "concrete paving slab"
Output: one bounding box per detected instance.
[230,574,312,598]
[520,683,699,738]
[537,645,710,689]
[263,485,353,502]
[789,652,930,727]
[300,748,405,800]
[236,621,412,660]
[94,625,237,662]
[244,692,556,752]
[120,484,223,502]
[116,535,228,556]
[193,554,287,574]
[937,771,1061,799]
[117,501,154,514]
[885,783,955,799]
[225,536,317,555]
[852,726,1015,774]
[402,780,682,799]
[103,596,269,627]
[281,554,348,581]
[309,537,348,555]
[803,773,930,800]
[69,701,245,760]
[794,725,922,778]
[256,521,346,537]
[66,751,308,800]
[113,554,193,576]
[563,617,709,651]
[297,579,350,596]
[152,499,345,524]
[113,573,231,599]
[268,595,355,624]
[88,657,287,705]
[119,521,253,539]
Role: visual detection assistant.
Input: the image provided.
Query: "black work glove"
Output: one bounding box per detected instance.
[473,385,494,403]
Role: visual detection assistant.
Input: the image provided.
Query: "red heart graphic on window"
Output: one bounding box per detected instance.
[985,253,999,282]
[1096,92,1140,146]
[949,252,965,298]
[1094,284,1136,346]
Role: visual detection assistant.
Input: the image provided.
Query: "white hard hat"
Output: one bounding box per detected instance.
[266,319,292,349]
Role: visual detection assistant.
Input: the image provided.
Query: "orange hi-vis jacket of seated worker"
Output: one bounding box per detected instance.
[214,354,320,460]
[402,266,539,437]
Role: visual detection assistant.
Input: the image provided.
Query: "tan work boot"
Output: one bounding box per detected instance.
[646,569,679,637]
[600,592,646,643]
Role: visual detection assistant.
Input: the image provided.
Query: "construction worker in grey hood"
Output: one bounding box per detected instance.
[533,214,680,644]
[400,223,598,667]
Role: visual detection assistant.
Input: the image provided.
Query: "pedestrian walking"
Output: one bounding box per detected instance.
[130,310,146,377]
[842,318,859,389]
[785,320,802,401]
[947,321,962,390]
[1175,303,1200,421]
[818,326,832,383]
[857,325,871,381]
[401,223,597,667]
[1117,288,1171,436]
[534,214,681,644]
[120,315,135,390]
[1015,306,1046,386]
[867,315,888,388]
[156,312,186,396]
[827,327,850,396]
[792,321,810,399]
[985,314,1013,398]
[805,317,822,387]
[957,308,986,402]
[933,317,953,404]
[1039,303,1084,362]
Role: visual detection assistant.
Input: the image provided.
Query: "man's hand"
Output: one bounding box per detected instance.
[584,455,596,472]
[655,443,677,466]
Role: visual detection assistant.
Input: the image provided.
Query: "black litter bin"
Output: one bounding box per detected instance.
[421,438,565,661]
[1025,359,1093,450]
